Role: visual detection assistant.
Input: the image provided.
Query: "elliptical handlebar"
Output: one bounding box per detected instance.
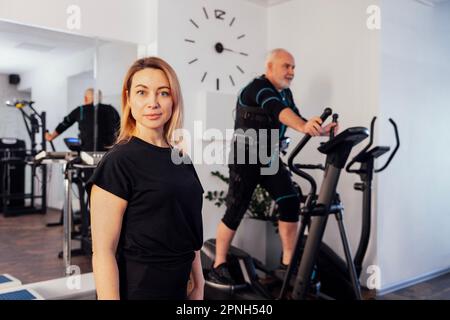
[345,117,377,173]
[287,108,332,196]
[375,118,400,173]
[330,114,339,139]
[287,107,332,170]
[294,164,325,171]
[345,117,400,174]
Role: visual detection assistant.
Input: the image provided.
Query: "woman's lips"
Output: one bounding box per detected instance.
[144,113,162,120]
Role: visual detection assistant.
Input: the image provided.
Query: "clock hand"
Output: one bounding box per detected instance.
[223,47,249,56]
[223,47,236,53]
[214,42,249,56]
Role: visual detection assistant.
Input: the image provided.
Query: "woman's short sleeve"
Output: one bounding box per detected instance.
[86,151,131,201]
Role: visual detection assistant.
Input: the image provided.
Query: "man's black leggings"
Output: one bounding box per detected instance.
[222,159,301,231]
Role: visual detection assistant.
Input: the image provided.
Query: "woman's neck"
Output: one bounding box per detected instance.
[133,125,169,148]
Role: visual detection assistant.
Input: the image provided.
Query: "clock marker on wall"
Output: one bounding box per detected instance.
[185,6,249,92]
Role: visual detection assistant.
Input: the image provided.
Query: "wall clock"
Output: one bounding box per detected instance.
[184,6,249,92]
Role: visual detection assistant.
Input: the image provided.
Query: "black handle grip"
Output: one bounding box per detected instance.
[330,113,339,139]
[320,108,333,122]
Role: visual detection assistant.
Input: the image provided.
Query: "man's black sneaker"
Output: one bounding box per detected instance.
[279,262,288,270]
[207,263,235,285]
[274,262,289,280]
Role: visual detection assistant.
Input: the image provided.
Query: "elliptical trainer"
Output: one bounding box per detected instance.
[202,109,372,300]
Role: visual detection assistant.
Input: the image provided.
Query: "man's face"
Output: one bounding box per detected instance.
[268,52,295,90]
[84,90,94,105]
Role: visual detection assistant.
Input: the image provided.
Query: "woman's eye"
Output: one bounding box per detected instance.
[160,91,170,97]
[137,90,145,95]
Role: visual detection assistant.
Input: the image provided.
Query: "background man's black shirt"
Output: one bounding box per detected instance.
[55,103,120,151]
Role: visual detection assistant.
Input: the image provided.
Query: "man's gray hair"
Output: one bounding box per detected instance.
[265,48,292,69]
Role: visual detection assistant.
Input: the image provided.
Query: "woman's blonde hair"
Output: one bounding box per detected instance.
[116,57,184,146]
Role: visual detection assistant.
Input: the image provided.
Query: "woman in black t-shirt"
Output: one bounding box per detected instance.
[87,57,204,300]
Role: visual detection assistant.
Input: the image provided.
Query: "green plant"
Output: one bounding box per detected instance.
[205,171,279,222]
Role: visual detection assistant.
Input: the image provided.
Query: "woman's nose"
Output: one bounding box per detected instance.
[146,92,159,108]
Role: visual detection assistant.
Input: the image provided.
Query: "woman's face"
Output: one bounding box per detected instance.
[128,68,173,133]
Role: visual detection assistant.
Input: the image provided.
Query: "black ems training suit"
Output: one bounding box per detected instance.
[223,75,305,230]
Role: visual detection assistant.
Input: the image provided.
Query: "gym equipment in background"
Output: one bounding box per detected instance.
[1,100,48,216]
[0,138,26,210]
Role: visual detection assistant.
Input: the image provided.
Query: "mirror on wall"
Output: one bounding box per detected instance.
[0,19,138,285]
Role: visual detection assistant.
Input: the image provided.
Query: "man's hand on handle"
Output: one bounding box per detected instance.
[321,122,339,137]
[302,116,322,136]
[279,108,339,137]
[45,131,59,142]
[301,116,339,137]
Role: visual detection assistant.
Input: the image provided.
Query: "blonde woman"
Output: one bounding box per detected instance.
[87,57,204,300]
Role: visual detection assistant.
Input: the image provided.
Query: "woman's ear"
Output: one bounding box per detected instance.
[126,90,130,105]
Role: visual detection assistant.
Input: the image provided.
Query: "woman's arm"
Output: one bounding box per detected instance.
[187,250,205,300]
[90,184,127,300]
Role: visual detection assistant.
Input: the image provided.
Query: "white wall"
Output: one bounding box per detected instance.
[378,0,450,293]
[268,0,380,284]
[0,0,157,45]
[96,41,138,111]
[157,0,268,241]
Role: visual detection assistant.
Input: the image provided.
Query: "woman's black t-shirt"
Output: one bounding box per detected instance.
[86,136,204,265]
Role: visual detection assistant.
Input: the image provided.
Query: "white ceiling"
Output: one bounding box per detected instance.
[243,0,293,7]
[0,21,97,75]
[415,0,450,5]
[246,0,450,7]
[414,0,450,7]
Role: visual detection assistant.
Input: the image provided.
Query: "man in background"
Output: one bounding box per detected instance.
[46,88,120,151]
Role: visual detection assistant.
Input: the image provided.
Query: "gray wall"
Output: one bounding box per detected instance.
[378,0,450,293]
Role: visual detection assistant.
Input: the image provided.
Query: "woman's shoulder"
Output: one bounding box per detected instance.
[101,140,137,163]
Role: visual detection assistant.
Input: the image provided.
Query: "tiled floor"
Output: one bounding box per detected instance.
[0,209,448,299]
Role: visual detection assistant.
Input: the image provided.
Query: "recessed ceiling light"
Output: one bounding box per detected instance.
[15,42,55,52]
